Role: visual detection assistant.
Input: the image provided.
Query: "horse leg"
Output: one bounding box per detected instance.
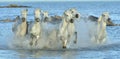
[29,34,34,46]
[74,32,77,44]
[30,34,37,46]
[63,39,67,48]
[34,35,40,46]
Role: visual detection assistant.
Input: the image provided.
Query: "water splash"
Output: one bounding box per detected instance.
[9,15,108,50]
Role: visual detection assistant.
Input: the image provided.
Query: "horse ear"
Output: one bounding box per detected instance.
[103,12,109,17]
[70,8,76,12]
[103,12,109,15]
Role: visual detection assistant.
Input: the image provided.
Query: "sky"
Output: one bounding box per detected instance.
[0,0,120,2]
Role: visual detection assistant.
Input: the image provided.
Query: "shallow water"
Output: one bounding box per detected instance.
[0,1,120,59]
[0,17,120,59]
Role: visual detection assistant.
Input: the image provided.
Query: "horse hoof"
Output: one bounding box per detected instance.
[63,46,66,48]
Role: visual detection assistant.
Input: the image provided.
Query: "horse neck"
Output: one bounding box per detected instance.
[21,20,27,27]
[63,17,69,23]
[101,17,107,26]
[97,17,107,32]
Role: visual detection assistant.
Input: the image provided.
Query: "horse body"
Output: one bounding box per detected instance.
[58,9,77,48]
[29,9,42,46]
[16,19,27,37]
[92,12,109,44]
[30,21,41,39]
[13,9,28,37]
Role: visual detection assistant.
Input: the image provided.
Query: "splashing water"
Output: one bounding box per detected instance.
[8,15,107,50]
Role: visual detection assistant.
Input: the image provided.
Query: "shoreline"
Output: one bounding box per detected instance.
[0,4,31,8]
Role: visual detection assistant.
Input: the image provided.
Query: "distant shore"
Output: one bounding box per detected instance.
[0,4,31,8]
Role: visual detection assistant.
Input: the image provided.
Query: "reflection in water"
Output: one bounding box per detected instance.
[62,51,77,59]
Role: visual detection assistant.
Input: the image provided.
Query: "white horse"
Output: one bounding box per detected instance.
[69,8,80,43]
[12,16,20,33]
[41,11,51,30]
[29,9,42,46]
[91,12,109,44]
[59,9,79,48]
[41,11,51,22]
[41,11,51,37]
[12,9,28,37]
[58,10,71,48]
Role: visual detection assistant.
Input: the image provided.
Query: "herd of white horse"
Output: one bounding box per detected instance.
[12,8,109,49]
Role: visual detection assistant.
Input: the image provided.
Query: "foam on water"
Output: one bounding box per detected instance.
[7,15,108,50]
[9,22,62,49]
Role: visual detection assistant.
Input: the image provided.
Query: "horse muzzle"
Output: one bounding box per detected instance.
[70,19,74,23]
[22,18,26,22]
[35,18,40,22]
[75,14,79,18]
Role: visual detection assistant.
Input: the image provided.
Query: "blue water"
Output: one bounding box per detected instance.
[0,2,120,20]
[0,1,120,59]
